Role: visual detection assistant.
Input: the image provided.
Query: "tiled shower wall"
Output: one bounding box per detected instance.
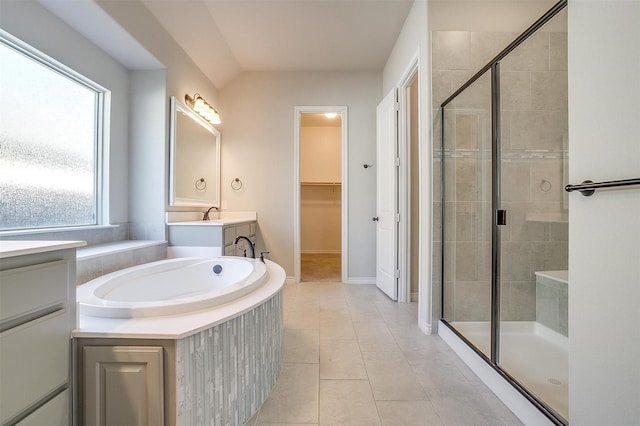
[432,28,568,323]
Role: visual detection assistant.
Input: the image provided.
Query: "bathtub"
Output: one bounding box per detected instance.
[74,258,285,425]
[77,256,268,318]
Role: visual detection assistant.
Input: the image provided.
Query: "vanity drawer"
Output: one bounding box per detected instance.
[0,309,70,424]
[0,260,69,324]
[15,389,70,426]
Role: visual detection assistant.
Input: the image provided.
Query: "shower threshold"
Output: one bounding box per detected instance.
[443,321,568,423]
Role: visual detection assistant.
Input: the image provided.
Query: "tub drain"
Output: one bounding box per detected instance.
[547,378,562,385]
[212,264,223,274]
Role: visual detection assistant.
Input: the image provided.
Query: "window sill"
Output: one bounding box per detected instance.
[77,240,166,261]
[0,224,119,237]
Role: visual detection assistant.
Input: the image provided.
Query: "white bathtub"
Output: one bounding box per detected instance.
[77,256,268,318]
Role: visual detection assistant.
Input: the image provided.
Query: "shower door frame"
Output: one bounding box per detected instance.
[439,1,568,425]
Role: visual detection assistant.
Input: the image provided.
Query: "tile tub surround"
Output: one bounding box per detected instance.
[177,294,282,425]
[535,270,568,336]
[76,240,167,285]
[0,223,168,285]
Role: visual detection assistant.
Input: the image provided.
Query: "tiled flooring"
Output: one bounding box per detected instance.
[244,282,523,425]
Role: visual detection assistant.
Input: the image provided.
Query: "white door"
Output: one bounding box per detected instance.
[375,89,398,300]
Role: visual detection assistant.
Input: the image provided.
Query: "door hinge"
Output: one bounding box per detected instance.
[394,269,400,279]
[395,214,400,222]
[395,157,400,166]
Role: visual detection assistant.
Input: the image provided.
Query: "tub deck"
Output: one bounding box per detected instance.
[73,260,285,339]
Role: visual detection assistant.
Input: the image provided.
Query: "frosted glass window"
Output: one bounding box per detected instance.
[0,37,102,231]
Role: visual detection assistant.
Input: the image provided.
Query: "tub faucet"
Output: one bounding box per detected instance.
[203,206,218,221]
[234,236,255,259]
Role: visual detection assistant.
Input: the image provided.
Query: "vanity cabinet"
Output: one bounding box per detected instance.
[0,242,83,426]
[223,222,256,256]
[167,221,256,256]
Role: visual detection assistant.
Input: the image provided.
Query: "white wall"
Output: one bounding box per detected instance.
[128,70,167,240]
[383,0,429,94]
[300,127,342,183]
[381,0,432,328]
[0,0,130,226]
[300,126,342,254]
[568,1,640,423]
[96,0,219,110]
[95,1,222,240]
[219,71,381,279]
[301,185,342,253]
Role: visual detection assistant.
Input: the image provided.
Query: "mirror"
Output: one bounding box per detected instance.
[169,96,221,207]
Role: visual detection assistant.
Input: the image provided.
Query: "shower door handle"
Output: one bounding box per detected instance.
[372,217,379,222]
[496,210,507,226]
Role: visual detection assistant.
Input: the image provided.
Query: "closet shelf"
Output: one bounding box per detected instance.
[301,182,342,186]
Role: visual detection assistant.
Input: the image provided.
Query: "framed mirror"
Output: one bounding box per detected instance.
[169,96,221,207]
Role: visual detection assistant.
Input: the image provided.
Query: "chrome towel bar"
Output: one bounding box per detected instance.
[565,178,640,196]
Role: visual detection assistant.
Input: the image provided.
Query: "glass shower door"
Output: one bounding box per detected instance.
[497,9,569,421]
[441,71,493,357]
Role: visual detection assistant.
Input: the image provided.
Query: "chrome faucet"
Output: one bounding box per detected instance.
[202,206,218,221]
[233,235,255,259]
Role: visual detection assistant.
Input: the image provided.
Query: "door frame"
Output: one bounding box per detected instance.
[294,106,349,283]
[396,50,421,303]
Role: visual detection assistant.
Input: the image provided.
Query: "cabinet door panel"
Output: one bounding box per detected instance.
[235,224,251,238]
[224,244,236,256]
[223,226,236,246]
[84,346,164,426]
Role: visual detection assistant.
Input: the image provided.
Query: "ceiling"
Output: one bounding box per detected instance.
[140,0,414,89]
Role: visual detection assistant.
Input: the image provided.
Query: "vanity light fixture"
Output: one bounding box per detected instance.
[185,93,221,124]
[324,112,337,119]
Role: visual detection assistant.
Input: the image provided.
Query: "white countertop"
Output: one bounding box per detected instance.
[73,259,285,340]
[166,211,256,226]
[0,240,86,259]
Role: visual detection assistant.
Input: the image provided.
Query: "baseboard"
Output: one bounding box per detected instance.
[301,250,341,254]
[343,277,376,285]
[418,319,432,335]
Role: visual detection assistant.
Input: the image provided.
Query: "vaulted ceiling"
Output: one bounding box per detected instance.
[140,0,414,89]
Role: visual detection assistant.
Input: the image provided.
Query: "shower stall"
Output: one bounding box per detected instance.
[434,1,568,424]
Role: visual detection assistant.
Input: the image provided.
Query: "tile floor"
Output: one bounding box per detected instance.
[244,282,523,425]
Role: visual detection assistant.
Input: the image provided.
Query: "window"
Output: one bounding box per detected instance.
[0,33,104,231]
